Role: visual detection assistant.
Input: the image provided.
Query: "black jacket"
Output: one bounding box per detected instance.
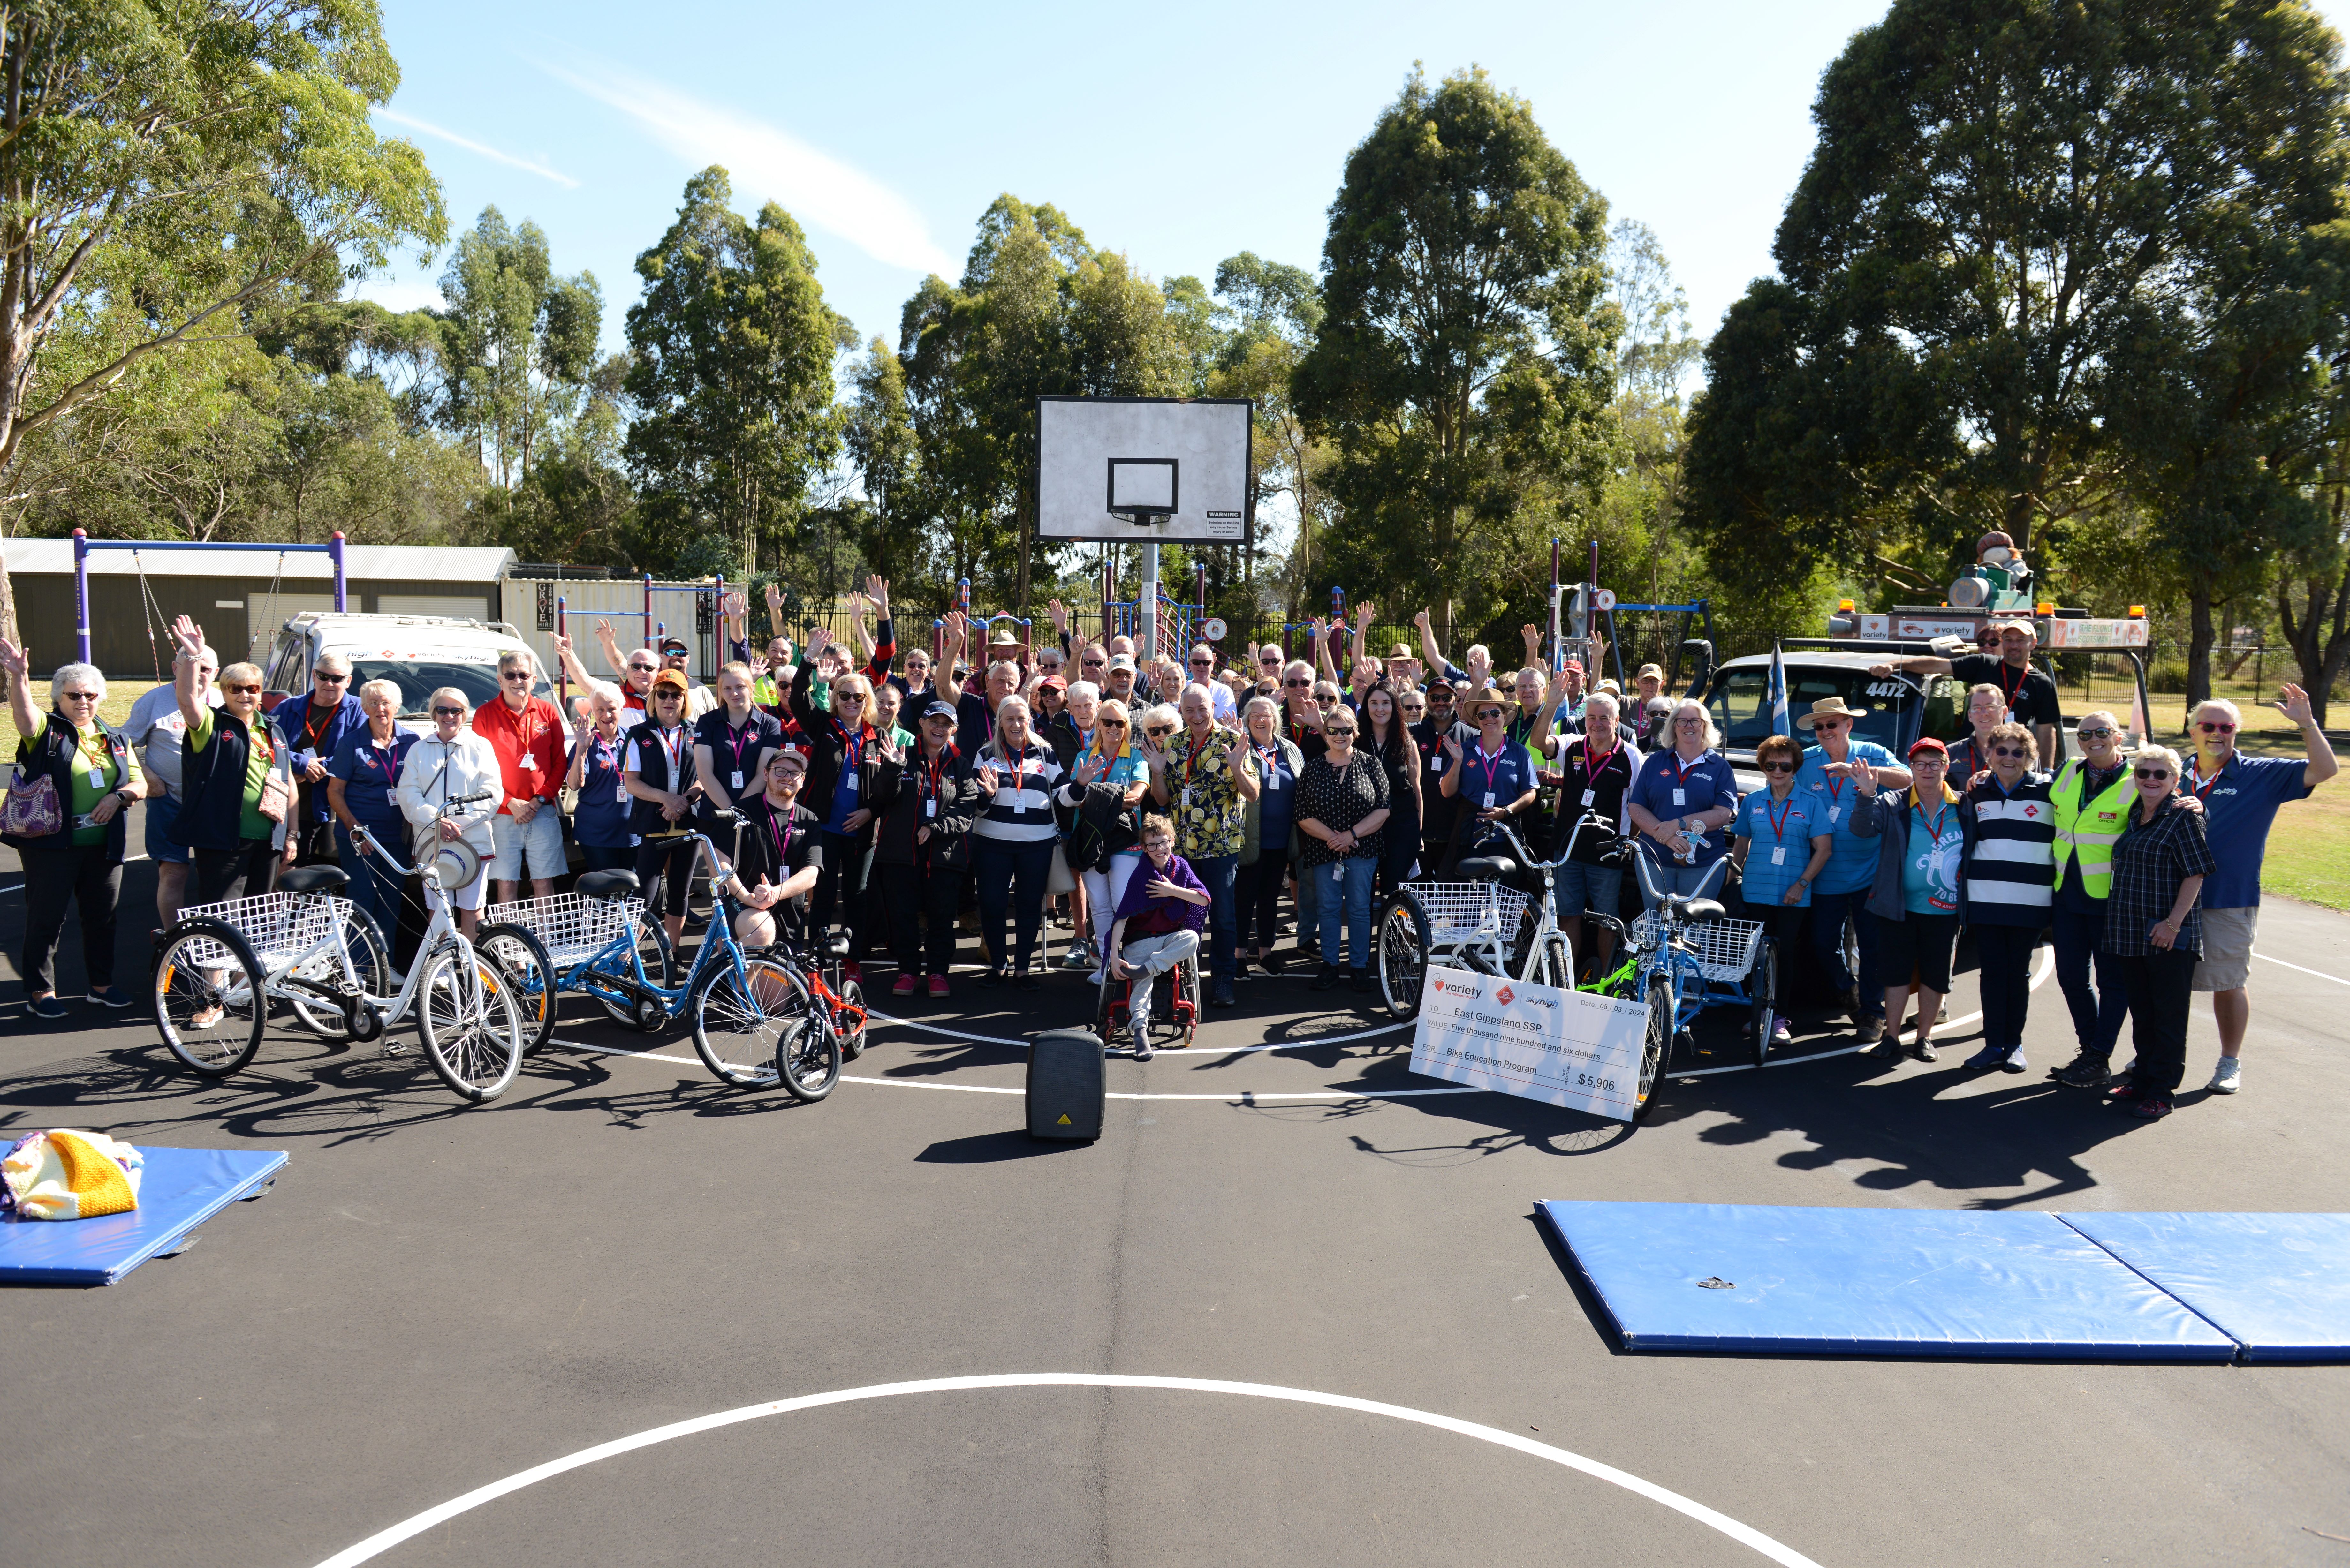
[6,712,133,859]
[871,742,982,869]
[791,660,888,845]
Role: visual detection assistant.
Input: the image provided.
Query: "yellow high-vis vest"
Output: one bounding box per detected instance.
[2050,760,2133,898]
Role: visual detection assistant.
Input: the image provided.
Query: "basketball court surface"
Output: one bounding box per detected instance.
[4,841,2347,1566]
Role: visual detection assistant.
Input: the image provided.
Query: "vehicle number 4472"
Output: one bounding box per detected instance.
[1864,681,1907,698]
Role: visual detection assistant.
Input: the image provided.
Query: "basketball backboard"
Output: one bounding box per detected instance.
[1036,396,1251,545]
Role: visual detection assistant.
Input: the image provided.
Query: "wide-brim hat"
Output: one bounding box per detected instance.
[1796,696,1860,730]
[429,839,485,894]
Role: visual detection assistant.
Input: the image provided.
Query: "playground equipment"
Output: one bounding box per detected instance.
[71,529,347,668]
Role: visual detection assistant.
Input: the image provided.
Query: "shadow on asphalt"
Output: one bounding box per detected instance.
[914,1129,1092,1164]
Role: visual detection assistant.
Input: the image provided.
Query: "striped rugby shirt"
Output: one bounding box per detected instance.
[1960,769,2055,923]
[970,739,1066,844]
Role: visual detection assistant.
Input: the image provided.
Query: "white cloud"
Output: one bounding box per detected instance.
[372,107,581,190]
[544,60,957,277]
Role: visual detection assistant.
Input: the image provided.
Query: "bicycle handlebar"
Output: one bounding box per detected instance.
[349,790,502,881]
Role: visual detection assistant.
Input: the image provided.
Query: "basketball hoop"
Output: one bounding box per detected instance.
[1107,457,1178,528]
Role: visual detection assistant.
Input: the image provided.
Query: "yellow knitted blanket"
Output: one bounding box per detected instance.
[1,1129,143,1221]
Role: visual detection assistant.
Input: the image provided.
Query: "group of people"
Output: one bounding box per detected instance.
[4,591,2336,1114]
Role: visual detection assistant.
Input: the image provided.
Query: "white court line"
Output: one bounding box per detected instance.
[2254,949,2350,987]
[864,1006,1410,1055]
[309,1373,1823,1568]
[546,942,2061,1099]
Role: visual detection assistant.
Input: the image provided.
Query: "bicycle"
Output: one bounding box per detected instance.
[150,791,528,1103]
[1375,813,1625,1018]
[484,818,845,1100]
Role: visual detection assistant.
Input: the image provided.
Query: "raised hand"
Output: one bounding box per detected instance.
[1850,758,1879,796]
[944,609,969,650]
[764,581,785,613]
[1413,608,1431,630]
[1443,735,1464,764]
[169,614,205,659]
[1354,600,1374,629]
[2278,682,2315,727]
[1048,597,1069,632]
[1521,624,1541,654]
[978,762,1001,796]
[866,574,889,613]
[0,636,27,678]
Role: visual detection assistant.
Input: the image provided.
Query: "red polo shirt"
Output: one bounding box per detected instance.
[472,694,565,814]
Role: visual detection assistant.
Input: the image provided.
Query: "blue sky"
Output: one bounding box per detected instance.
[363,0,2350,361]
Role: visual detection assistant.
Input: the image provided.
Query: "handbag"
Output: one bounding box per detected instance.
[255,771,292,824]
[3,726,64,839]
[1046,842,1077,896]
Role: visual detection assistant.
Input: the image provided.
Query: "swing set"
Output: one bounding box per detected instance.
[70,528,349,676]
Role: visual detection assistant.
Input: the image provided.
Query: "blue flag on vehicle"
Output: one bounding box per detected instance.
[1768,641,1791,737]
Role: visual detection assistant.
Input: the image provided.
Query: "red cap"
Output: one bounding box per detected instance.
[1907,736,1948,758]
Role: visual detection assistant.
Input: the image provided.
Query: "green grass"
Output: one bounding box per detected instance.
[3,677,156,762]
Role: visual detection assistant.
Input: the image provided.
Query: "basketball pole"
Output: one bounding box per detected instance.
[1139,541,1159,662]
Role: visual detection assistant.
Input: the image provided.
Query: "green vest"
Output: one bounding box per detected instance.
[2050,759,2133,898]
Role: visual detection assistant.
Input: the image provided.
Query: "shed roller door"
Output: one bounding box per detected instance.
[376,595,490,621]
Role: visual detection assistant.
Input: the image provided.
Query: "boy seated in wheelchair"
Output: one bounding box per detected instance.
[1104,813,1211,1060]
[715,749,825,950]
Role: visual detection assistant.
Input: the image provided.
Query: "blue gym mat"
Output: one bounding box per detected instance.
[2062,1211,2350,1364]
[1539,1201,2239,1361]
[0,1145,287,1286]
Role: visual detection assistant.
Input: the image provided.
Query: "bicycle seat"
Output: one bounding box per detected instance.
[279,864,348,895]
[821,931,853,961]
[577,869,641,901]
[1454,856,1519,882]
[1681,898,1727,922]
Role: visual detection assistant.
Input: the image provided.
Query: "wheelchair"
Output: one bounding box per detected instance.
[1092,935,1202,1054]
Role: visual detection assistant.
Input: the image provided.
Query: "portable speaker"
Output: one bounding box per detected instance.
[1027,1028,1106,1141]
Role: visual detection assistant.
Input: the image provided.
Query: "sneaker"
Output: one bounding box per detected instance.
[1999,1045,2028,1074]
[86,985,133,1009]
[928,975,950,999]
[2133,1096,2174,1119]
[1963,1044,2007,1071]
[2208,1057,2241,1094]
[892,974,918,997]
[1062,941,1094,971]
[1908,1038,1938,1063]
[28,994,67,1020]
[2105,1080,2149,1104]
[1133,1034,1153,1062]
[1770,1017,1793,1045]
[1864,1034,1904,1060]
[2052,1052,2111,1089]
[1210,983,1237,1008]
[1014,973,1042,993]
[979,970,1006,989]
[1854,1015,1885,1045]
[1311,965,1343,992]
[1349,970,1371,994]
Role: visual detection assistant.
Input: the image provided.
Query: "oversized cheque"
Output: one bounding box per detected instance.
[1408,966,1649,1121]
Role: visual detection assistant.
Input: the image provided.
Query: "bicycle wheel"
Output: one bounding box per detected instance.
[773,983,842,1103]
[288,903,390,1041]
[594,917,674,1029]
[152,920,267,1077]
[1375,888,1431,1021]
[1749,938,1778,1068]
[1633,971,1672,1124]
[477,922,557,1057]
[833,973,867,1061]
[415,943,525,1103]
[689,954,789,1087]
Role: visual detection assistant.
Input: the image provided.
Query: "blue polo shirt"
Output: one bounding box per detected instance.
[2187,753,2314,908]
[1455,738,1540,850]
[568,729,637,849]
[326,728,415,834]
[1629,747,1739,867]
[1733,788,1824,908]
[273,692,368,824]
[1797,740,1899,895]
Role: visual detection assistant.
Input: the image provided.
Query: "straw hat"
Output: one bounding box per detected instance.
[1795,696,1861,730]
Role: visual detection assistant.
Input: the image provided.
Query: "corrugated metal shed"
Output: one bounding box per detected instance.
[4,538,515,581]
[3,537,517,678]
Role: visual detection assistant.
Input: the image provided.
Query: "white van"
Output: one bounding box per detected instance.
[258,611,555,731]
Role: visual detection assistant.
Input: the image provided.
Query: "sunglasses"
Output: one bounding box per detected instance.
[501,671,532,682]
[626,663,657,675]
[59,690,99,701]
[652,691,683,702]
[225,682,262,695]
[1283,677,1309,688]
[432,705,464,717]
[834,692,865,704]
[314,671,349,683]
[2135,767,2172,780]
[1762,760,1794,772]
[1990,745,2029,758]
[1325,728,1358,738]
[1812,720,1849,731]
[1190,658,1213,668]
[2077,727,2115,741]
[2198,721,2236,733]
[1098,717,1128,727]
[1145,726,1173,738]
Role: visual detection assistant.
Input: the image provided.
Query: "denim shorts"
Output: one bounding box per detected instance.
[1553,859,1622,919]
[143,792,190,865]
[489,807,566,881]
